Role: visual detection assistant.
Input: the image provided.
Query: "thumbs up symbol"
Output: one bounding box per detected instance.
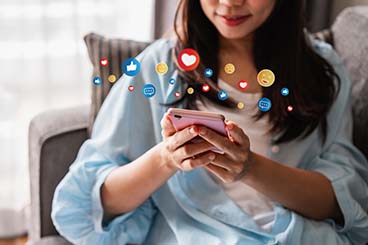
[126,61,137,72]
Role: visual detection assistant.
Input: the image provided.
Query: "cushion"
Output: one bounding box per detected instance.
[332,6,368,159]
[84,33,150,135]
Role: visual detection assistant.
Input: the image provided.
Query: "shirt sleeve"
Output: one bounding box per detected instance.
[51,39,176,245]
[307,40,368,244]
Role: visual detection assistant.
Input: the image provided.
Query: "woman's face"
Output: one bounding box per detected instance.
[200,0,276,40]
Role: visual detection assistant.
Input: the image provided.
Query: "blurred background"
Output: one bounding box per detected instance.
[0,0,367,243]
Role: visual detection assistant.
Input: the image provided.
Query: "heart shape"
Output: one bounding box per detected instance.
[181,54,197,66]
[240,82,247,88]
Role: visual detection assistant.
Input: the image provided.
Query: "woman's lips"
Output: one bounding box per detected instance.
[218,14,251,26]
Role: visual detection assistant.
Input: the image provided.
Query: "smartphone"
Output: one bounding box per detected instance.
[167,108,227,154]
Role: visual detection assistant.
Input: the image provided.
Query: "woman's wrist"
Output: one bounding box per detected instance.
[154,142,179,175]
[240,151,261,185]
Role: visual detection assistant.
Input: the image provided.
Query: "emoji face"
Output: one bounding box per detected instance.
[237,102,245,109]
[108,75,116,83]
[257,69,275,87]
[178,48,200,71]
[156,62,168,75]
[187,87,194,94]
[224,63,235,75]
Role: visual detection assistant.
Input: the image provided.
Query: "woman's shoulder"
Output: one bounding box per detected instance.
[138,38,176,64]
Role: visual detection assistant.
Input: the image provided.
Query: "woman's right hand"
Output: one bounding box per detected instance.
[159,113,216,172]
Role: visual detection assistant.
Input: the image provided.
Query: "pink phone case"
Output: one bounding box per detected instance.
[167,108,227,154]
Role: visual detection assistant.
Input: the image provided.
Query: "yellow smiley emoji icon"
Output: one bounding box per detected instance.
[156,62,168,75]
[257,69,275,87]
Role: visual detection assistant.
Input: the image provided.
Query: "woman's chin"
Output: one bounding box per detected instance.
[218,30,252,41]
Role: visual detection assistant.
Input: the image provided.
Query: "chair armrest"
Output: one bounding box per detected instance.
[28,105,89,242]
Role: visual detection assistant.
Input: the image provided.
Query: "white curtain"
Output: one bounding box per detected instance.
[0,0,155,237]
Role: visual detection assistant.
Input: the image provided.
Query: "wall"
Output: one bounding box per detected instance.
[331,0,368,21]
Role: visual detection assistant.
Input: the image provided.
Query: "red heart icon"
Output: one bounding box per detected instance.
[202,84,210,93]
[100,58,108,67]
[174,91,181,97]
[128,85,135,92]
[238,80,248,90]
[178,48,200,71]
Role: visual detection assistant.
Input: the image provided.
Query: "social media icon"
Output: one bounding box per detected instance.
[218,90,229,101]
[257,69,275,87]
[108,74,117,83]
[100,57,108,67]
[93,76,102,86]
[281,87,289,96]
[202,84,210,93]
[123,58,140,76]
[237,102,245,109]
[178,48,200,71]
[142,84,156,98]
[128,85,135,92]
[156,62,168,75]
[224,63,235,75]
[187,87,194,94]
[287,105,293,112]
[169,78,176,85]
[174,91,181,97]
[258,97,272,112]
[238,80,248,90]
[204,68,213,78]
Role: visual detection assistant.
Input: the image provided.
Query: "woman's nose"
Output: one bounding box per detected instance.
[219,0,245,7]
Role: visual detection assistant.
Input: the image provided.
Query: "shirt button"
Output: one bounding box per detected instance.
[271,145,280,154]
[266,238,278,245]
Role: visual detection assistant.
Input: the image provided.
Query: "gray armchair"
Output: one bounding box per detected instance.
[28,6,368,245]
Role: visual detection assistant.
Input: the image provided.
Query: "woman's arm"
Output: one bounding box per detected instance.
[197,122,343,223]
[101,115,215,215]
[243,152,343,223]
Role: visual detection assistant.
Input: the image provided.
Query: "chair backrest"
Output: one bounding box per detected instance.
[84,33,150,135]
[331,6,368,159]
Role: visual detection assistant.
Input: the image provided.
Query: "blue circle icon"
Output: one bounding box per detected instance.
[281,87,289,96]
[142,84,156,98]
[123,58,141,76]
[93,76,102,86]
[258,98,272,112]
[204,68,213,78]
[217,90,229,101]
[169,78,176,85]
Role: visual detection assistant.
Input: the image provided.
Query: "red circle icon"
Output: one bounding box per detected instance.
[238,80,248,90]
[128,85,135,92]
[178,48,200,71]
[202,84,210,93]
[100,57,108,67]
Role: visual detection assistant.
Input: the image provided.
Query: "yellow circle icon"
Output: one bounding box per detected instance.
[187,87,194,95]
[224,63,236,75]
[237,102,245,109]
[257,69,275,87]
[156,62,168,75]
[108,75,117,83]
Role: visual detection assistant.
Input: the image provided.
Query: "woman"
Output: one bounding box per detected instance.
[52,0,368,244]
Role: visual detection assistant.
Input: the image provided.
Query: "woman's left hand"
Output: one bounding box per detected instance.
[198,121,253,183]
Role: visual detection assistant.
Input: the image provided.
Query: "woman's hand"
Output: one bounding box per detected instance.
[159,113,216,172]
[198,121,253,183]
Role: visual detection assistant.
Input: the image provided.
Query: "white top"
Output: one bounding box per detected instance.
[196,79,275,232]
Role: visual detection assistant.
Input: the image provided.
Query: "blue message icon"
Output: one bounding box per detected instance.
[258,97,272,112]
[217,90,229,101]
[204,68,213,78]
[142,84,156,98]
[123,58,141,76]
[169,78,176,85]
[93,76,102,86]
[281,87,289,97]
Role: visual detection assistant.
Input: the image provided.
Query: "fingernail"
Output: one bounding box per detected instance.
[199,128,206,135]
[208,154,215,161]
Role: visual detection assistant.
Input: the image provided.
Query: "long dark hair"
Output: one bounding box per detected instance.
[171,0,340,144]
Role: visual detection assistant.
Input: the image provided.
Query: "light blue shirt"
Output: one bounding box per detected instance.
[52,38,368,244]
